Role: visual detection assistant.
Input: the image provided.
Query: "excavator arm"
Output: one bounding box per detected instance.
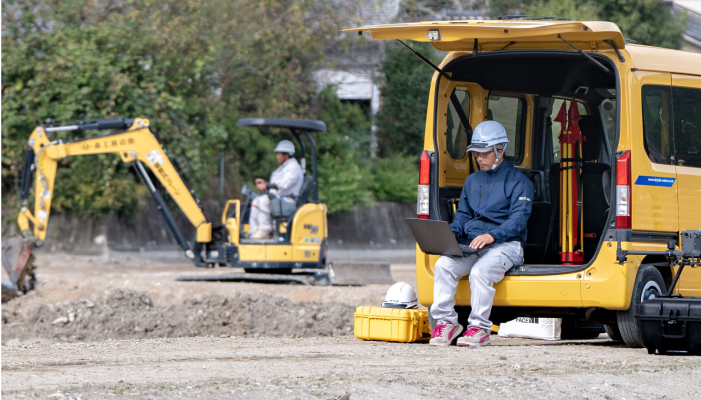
[17,117,212,261]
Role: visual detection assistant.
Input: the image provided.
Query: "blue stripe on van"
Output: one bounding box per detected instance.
[634,176,676,187]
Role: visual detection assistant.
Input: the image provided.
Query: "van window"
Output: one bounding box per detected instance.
[641,85,673,164]
[487,94,525,163]
[549,99,589,163]
[601,99,617,154]
[446,89,471,160]
[672,86,701,168]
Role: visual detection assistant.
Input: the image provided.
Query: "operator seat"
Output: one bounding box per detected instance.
[296,176,316,207]
[270,175,316,219]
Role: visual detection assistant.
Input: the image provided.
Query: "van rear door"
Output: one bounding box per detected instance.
[344,20,625,53]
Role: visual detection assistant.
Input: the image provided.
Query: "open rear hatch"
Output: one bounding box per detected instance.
[344,20,625,53]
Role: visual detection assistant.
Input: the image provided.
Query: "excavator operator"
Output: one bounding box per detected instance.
[249,140,304,239]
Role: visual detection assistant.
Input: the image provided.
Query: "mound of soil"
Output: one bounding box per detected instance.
[1,289,355,343]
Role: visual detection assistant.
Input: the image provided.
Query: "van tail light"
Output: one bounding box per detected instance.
[616,150,632,229]
[417,151,430,219]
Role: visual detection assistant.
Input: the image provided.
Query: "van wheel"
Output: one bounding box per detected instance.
[604,323,623,342]
[616,265,665,348]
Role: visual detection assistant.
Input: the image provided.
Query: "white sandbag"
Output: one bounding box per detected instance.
[497,317,562,341]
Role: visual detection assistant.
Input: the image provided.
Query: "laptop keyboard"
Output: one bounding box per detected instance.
[459,244,474,254]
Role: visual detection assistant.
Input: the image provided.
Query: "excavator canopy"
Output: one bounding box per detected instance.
[237,118,327,133]
[343,20,625,52]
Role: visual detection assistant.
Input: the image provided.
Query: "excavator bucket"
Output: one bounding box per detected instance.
[2,238,37,301]
[329,262,395,286]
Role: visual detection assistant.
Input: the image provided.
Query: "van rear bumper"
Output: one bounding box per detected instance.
[416,242,644,311]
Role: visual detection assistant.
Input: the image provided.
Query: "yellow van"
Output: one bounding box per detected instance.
[347,20,701,347]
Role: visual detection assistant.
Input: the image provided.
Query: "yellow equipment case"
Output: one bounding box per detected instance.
[354,306,431,343]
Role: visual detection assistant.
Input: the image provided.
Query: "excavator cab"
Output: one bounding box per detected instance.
[213,118,328,274]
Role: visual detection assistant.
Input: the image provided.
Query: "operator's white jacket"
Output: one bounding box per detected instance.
[269,158,304,197]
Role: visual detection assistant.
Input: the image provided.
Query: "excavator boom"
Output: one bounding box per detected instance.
[14,117,212,264]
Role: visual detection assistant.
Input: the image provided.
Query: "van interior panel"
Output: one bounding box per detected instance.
[444,52,616,104]
[440,51,617,267]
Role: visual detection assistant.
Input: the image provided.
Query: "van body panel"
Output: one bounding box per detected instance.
[672,73,701,296]
[629,71,679,232]
[582,243,651,309]
[344,20,625,51]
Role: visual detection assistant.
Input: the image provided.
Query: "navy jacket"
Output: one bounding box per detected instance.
[450,161,534,246]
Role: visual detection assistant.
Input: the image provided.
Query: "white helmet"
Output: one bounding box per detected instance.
[274,140,295,156]
[382,282,418,309]
[467,121,509,170]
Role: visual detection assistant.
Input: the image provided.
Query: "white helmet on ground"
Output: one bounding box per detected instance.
[382,282,419,309]
[467,120,509,170]
[274,140,295,156]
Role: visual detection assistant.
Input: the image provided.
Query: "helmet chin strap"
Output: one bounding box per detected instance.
[491,144,507,170]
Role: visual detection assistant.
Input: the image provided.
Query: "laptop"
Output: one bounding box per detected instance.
[406,218,480,257]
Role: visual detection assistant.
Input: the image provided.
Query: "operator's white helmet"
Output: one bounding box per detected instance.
[274,140,295,156]
[382,282,418,309]
[467,120,509,170]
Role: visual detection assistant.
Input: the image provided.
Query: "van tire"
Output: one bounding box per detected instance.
[604,323,622,342]
[616,265,665,348]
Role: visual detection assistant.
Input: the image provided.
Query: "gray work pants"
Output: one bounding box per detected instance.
[249,195,273,233]
[430,241,524,331]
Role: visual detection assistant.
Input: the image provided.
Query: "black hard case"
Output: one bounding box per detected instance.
[637,297,701,355]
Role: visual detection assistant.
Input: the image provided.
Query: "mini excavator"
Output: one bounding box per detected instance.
[3,117,354,291]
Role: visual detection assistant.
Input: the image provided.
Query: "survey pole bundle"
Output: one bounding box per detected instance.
[554,101,585,264]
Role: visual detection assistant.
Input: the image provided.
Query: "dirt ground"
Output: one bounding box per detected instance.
[2,252,701,399]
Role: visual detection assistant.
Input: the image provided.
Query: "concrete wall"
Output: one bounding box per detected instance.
[2,201,416,256]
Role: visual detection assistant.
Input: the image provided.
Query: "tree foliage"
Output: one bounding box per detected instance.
[2,0,376,217]
[375,41,444,157]
[491,0,687,49]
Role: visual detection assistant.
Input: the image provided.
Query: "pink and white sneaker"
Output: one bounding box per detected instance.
[429,320,463,347]
[457,327,491,348]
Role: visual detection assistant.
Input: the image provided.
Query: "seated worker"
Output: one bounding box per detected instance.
[248,140,304,240]
[430,121,534,348]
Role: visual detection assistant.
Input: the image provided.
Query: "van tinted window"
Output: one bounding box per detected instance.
[641,85,673,164]
[601,99,617,155]
[673,86,701,168]
[487,95,525,163]
[446,89,471,160]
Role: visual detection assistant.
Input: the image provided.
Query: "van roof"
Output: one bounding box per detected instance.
[625,45,701,76]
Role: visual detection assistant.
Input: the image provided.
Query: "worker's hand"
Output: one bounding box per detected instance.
[470,233,495,250]
[255,178,267,191]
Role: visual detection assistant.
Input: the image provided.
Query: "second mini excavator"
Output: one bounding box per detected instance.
[4,117,362,288]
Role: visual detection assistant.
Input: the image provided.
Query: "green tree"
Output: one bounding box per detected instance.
[313,87,374,213]
[375,41,444,157]
[2,0,372,218]
[527,0,687,49]
[369,154,418,203]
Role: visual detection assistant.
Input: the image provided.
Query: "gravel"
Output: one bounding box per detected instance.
[2,289,355,343]
[2,336,700,399]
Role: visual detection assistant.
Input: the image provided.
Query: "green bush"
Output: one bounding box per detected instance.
[369,154,418,203]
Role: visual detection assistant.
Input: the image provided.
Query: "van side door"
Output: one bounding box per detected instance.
[671,74,701,296]
[632,72,678,233]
